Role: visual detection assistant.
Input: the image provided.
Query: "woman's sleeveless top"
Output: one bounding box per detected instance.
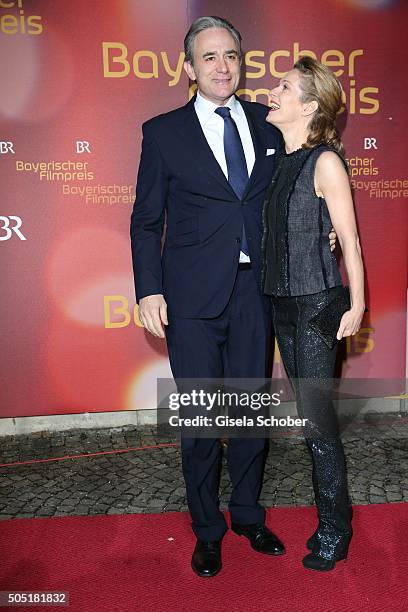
[262,144,345,297]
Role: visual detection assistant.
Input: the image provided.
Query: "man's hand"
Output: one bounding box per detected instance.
[329,228,337,252]
[138,294,168,338]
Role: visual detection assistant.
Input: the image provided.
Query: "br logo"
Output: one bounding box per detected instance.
[0,142,15,154]
[0,216,26,241]
[76,141,91,153]
[364,138,377,149]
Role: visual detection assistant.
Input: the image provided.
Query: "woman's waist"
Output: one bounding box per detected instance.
[264,256,342,297]
[271,238,339,265]
[270,283,343,300]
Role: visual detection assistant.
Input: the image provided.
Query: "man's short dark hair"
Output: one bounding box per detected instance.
[184,16,242,65]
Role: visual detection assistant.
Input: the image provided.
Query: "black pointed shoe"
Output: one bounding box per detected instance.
[231,522,285,555]
[302,536,350,571]
[302,549,348,571]
[191,540,222,577]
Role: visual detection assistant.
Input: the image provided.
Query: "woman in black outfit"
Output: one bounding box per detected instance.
[263,57,365,571]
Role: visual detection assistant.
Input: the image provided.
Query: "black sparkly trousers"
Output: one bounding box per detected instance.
[271,287,352,553]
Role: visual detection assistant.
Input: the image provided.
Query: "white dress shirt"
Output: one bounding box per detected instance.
[194,91,255,262]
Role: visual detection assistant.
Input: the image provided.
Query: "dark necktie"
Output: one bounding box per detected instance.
[215,106,250,256]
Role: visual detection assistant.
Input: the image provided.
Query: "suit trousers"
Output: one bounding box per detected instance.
[271,287,352,550]
[165,265,270,541]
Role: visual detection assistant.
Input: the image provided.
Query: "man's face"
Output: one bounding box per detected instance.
[184,27,241,105]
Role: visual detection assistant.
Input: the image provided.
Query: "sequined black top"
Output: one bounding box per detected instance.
[262,144,344,297]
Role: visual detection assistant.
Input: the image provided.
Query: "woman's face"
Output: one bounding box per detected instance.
[266,69,306,126]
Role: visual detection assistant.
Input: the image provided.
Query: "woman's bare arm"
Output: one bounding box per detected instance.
[315,151,365,339]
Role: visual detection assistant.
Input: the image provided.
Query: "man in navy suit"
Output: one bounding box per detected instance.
[130,16,285,577]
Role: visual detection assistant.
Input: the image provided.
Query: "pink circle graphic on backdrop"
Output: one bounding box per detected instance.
[0,25,74,122]
[125,357,173,411]
[0,35,38,118]
[47,226,134,327]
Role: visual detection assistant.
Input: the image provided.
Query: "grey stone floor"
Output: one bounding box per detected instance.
[0,414,407,520]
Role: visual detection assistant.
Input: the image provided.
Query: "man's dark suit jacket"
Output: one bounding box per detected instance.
[130,95,282,319]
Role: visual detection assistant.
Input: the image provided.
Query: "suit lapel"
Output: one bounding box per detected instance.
[177,98,236,198]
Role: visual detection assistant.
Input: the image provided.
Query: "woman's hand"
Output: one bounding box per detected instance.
[316,151,365,343]
[337,306,365,340]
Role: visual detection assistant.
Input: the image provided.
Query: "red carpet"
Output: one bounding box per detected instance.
[1,504,407,612]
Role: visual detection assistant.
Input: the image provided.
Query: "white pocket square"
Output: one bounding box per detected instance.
[266,148,276,156]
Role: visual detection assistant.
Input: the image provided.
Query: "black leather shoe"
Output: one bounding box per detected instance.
[231,522,285,555]
[303,535,350,571]
[302,549,348,571]
[191,540,222,577]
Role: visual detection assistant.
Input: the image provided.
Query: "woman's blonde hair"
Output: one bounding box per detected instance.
[294,56,345,155]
